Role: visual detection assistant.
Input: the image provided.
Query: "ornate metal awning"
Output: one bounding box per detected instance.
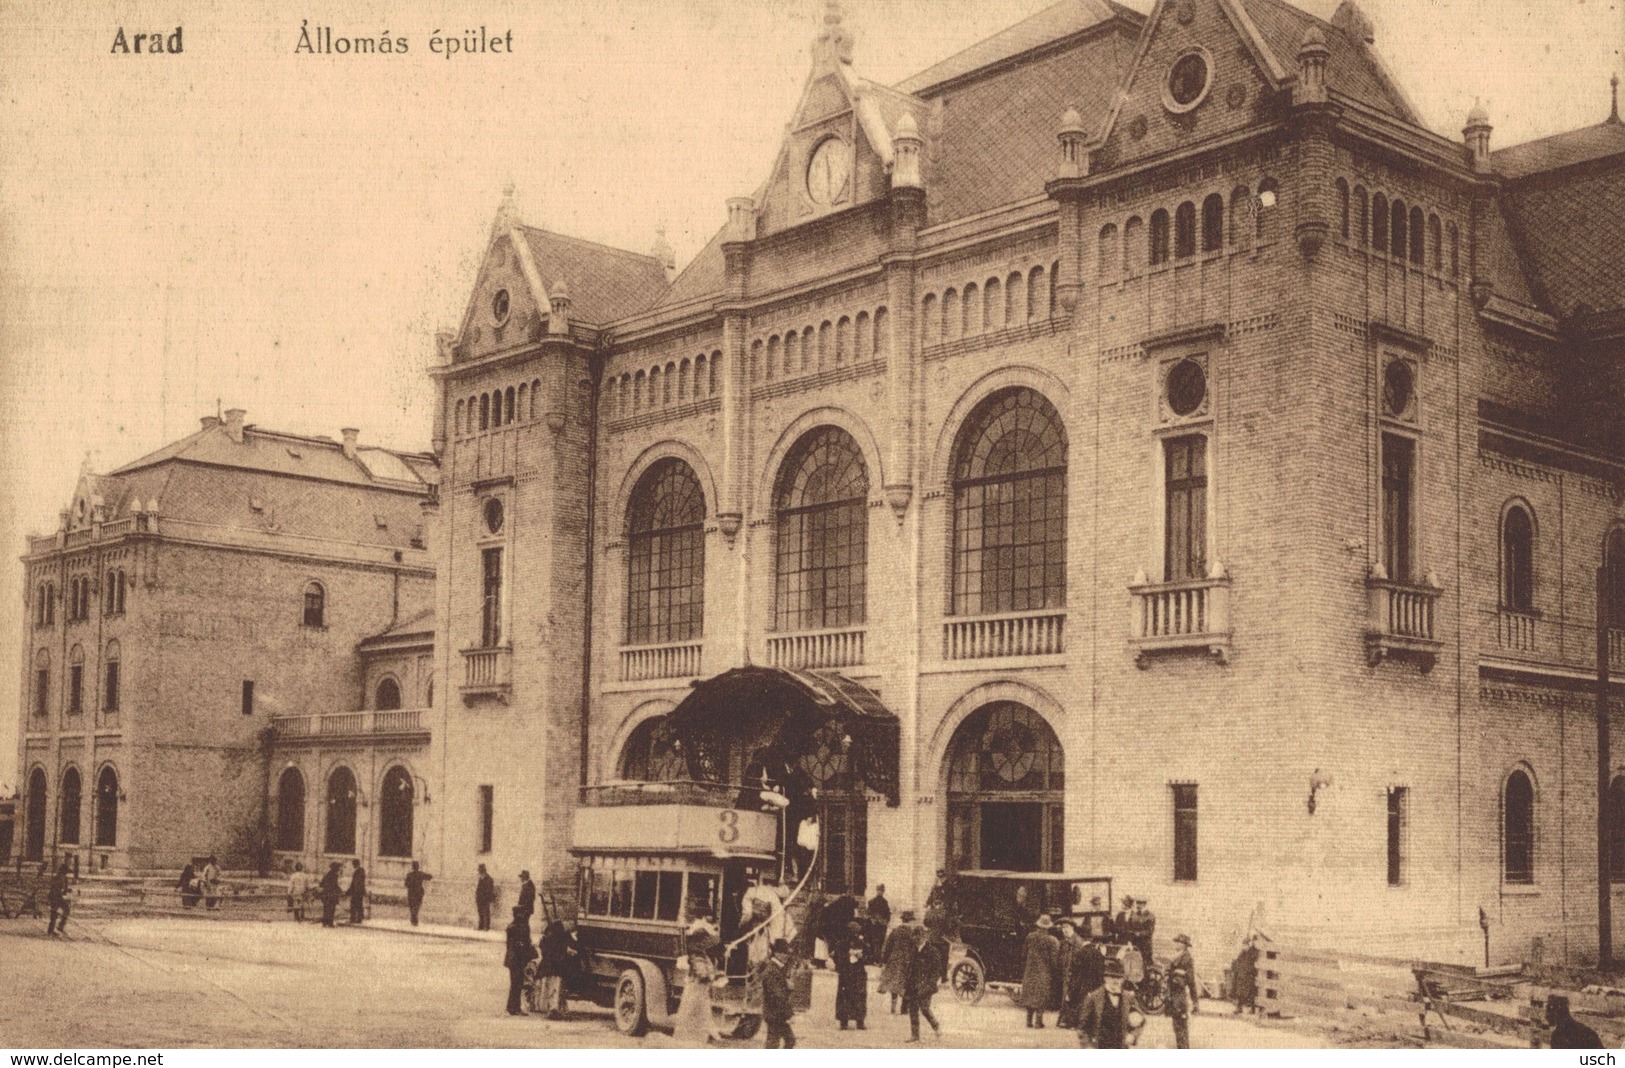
[665,666,901,806]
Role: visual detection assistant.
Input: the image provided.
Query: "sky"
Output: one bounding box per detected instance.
[0,0,1621,790]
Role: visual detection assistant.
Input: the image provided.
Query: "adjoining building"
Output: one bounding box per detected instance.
[420,0,1623,965]
[15,410,437,875]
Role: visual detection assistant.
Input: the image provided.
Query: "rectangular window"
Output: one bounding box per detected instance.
[633,871,659,920]
[1172,784,1198,882]
[481,548,503,648]
[587,869,612,915]
[1381,433,1415,582]
[68,666,83,714]
[478,785,494,854]
[34,669,48,718]
[610,870,635,918]
[656,871,683,922]
[241,679,255,716]
[1387,786,1408,886]
[1164,435,1208,582]
[104,661,120,713]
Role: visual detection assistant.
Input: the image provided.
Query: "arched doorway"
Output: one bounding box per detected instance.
[25,768,47,860]
[799,723,867,895]
[277,767,306,852]
[95,767,119,847]
[945,702,1064,872]
[59,767,82,846]
[325,766,357,855]
[378,766,414,858]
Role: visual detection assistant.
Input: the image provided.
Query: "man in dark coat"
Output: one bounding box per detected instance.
[820,894,858,963]
[835,920,868,1030]
[867,884,891,927]
[1167,933,1200,1049]
[1128,897,1156,967]
[1055,919,1081,1028]
[318,861,343,927]
[1018,914,1061,1028]
[878,910,916,1014]
[475,864,495,930]
[516,870,536,923]
[1547,995,1605,1048]
[504,906,537,1016]
[761,938,797,1048]
[1072,935,1106,1011]
[347,860,367,924]
[905,925,943,1041]
[404,862,431,926]
[1232,936,1260,1014]
[1079,958,1145,1048]
[865,884,890,957]
[45,860,71,936]
[536,920,577,1019]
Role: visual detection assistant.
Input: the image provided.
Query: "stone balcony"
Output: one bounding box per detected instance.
[1488,607,1625,677]
[942,609,1066,661]
[460,645,512,703]
[1128,570,1231,667]
[1366,568,1444,671]
[619,639,703,682]
[766,626,866,670]
[271,707,430,745]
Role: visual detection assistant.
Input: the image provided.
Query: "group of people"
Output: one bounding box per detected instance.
[502,876,580,1019]
[284,859,367,926]
[175,856,222,909]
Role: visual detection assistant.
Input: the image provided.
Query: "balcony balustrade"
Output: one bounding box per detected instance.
[619,640,703,682]
[1495,609,1539,655]
[1367,569,1444,670]
[943,610,1065,661]
[461,645,512,703]
[271,707,428,744]
[766,627,865,670]
[1128,572,1231,667]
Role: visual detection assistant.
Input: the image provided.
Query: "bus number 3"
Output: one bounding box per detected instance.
[718,809,740,844]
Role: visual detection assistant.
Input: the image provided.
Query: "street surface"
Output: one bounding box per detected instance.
[0,913,1330,1048]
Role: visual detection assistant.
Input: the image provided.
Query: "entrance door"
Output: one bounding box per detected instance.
[979,802,1044,871]
[945,703,1064,873]
[25,768,47,862]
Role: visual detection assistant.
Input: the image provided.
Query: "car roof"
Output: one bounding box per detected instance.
[953,870,1111,881]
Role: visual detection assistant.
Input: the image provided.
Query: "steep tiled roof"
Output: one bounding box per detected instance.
[895,0,1124,94]
[654,228,728,310]
[1492,120,1625,182]
[113,422,435,490]
[518,226,669,326]
[1239,0,1413,121]
[1502,161,1625,319]
[359,607,435,647]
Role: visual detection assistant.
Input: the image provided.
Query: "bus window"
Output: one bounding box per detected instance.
[633,871,659,920]
[657,871,683,921]
[611,871,635,918]
[588,869,612,915]
[689,872,720,925]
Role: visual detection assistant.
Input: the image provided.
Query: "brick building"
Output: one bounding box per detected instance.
[15,410,437,875]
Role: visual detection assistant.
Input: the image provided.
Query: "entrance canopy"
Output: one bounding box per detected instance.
[666,666,901,806]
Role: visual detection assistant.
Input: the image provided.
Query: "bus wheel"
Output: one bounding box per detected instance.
[614,968,648,1036]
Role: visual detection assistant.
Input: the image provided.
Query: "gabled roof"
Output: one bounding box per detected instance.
[895,0,1125,95]
[1493,119,1625,182]
[654,224,729,310]
[1238,0,1416,123]
[112,422,436,491]
[1501,159,1625,321]
[516,226,670,326]
[358,607,435,649]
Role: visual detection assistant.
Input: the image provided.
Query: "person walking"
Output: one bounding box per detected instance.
[404,862,431,926]
[318,861,343,927]
[1167,933,1200,1049]
[904,924,943,1042]
[835,920,868,1030]
[45,859,71,936]
[1018,913,1060,1028]
[201,855,221,910]
[504,906,536,1016]
[347,859,367,925]
[878,909,916,1014]
[1078,958,1146,1049]
[287,863,311,922]
[1231,935,1259,1015]
[516,870,536,923]
[475,864,496,930]
[177,862,200,909]
[1054,919,1081,1028]
[761,938,797,1049]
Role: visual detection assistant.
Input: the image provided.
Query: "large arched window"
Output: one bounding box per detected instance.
[774,427,869,632]
[618,716,686,781]
[378,766,414,858]
[25,767,48,861]
[1503,767,1534,884]
[95,766,119,847]
[1500,504,1535,612]
[375,677,402,711]
[277,767,306,852]
[1149,209,1171,265]
[59,767,82,846]
[325,765,357,855]
[1201,194,1224,252]
[1610,776,1625,882]
[626,459,706,645]
[950,388,1067,616]
[946,703,1064,872]
[1607,528,1625,626]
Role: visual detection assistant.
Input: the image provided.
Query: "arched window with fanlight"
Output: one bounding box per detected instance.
[950,388,1067,617]
[626,459,706,646]
[277,766,306,852]
[325,765,358,855]
[94,766,119,848]
[618,716,686,782]
[378,765,414,858]
[1500,504,1535,612]
[1502,767,1535,884]
[774,427,869,632]
[59,767,82,846]
[946,703,1064,872]
[799,724,867,894]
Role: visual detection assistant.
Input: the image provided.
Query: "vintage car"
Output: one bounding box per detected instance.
[942,870,1115,1005]
[564,780,812,1037]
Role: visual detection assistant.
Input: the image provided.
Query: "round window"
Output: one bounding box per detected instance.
[1383,360,1415,417]
[1165,51,1212,112]
[491,288,511,325]
[1167,359,1207,417]
[483,497,505,535]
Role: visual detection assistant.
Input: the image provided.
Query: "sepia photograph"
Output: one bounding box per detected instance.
[0,0,1621,1053]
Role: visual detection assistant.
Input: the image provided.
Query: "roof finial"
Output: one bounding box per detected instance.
[1610,73,1620,124]
[494,181,519,230]
[813,0,853,65]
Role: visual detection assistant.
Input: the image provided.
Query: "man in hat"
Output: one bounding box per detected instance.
[835,919,869,1030]
[878,909,916,1013]
[474,863,496,930]
[1113,894,1134,942]
[503,905,537,1016]
[761,938,797,1048]
[516,870,536,923]
[1546,995,1604,1048]
[404,861,432,926]
[905,923,944,1041]
[1167,933,1200,1048]
[1018,913,1061,1028]
[1128,897,1156,969]
[1055,918,1083,1028]
[1078,957,1146,1049]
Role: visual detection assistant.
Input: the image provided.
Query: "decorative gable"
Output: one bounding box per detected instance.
[454,232,546,362]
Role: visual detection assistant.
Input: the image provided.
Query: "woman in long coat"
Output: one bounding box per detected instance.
[835,920,868,1030]
[1017,914,1060,1028]
[671,918,720,1045]
[535,920,577,1019]
[877,911,917,1014]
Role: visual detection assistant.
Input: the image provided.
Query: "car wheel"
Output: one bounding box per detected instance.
[950,958,985,1005]
[614,968,648,1036]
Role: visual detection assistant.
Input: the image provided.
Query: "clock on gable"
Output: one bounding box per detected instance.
[806,137,852,207]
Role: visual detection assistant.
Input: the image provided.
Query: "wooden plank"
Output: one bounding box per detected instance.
[1273,947,1422,970]
[1435,1001,1530,1036]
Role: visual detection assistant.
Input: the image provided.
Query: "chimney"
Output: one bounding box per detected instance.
[200,415,221,431]
[341,427,360,460]
[223,408,246,443]
[652,227,677,283]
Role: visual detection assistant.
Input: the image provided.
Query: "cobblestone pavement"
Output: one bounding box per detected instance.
[0,915,1330,1048]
